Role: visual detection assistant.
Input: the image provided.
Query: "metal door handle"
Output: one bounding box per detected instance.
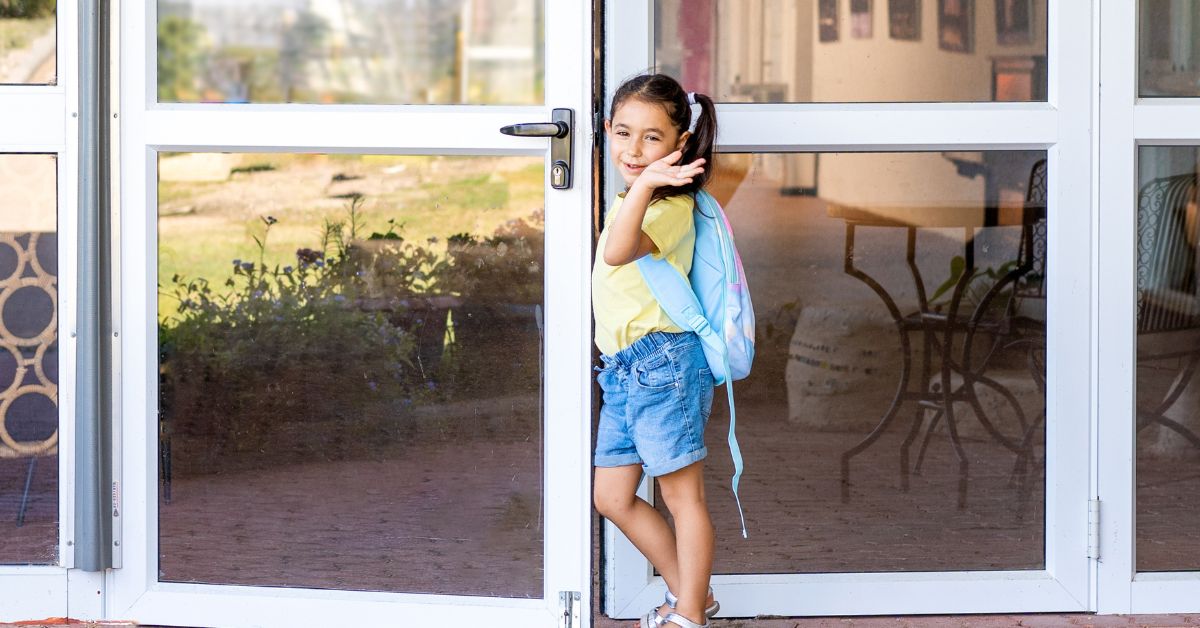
[499,121,568,138]
[500,108,574,190]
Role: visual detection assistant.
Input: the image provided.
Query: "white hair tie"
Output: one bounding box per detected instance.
[686,92,700,132]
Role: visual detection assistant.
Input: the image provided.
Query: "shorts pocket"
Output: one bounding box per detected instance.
[633,351,677,390]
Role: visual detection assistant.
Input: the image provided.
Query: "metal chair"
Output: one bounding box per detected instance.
[907,158,1049,511]
[1135,171,1200,451]
[0,232,59,527]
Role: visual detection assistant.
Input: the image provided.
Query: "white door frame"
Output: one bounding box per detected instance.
[603,0,1094,617]
[1095,0,1200,615]
[107,1,593,625]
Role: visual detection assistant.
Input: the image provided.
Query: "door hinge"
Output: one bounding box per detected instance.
[1087,498,1101,559]
[559,590,581,628]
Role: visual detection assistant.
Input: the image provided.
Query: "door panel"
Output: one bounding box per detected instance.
[1097,0,1200,614]
[604,0,1091,617]
[0,0,74,616]
[155,152,546,597]
[113,0,592,625]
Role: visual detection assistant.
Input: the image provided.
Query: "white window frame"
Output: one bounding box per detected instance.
[107,1,593,625]
[603,0,1094,617]
[1095,0,1200,615]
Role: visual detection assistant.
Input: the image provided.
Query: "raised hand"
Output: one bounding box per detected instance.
[634,150,706,190]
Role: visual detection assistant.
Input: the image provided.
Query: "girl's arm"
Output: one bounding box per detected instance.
[603,150,705,266]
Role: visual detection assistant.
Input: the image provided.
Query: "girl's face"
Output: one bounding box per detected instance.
[605,98,690,187]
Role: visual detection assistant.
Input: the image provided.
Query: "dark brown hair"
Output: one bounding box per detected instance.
[610,73,717,204]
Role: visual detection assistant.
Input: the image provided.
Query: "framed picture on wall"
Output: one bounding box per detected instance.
[819,0,839,42]
[992,55,1047,101]
[851,0,873,38]
[938,0,973,53]
[888,0,921,40]
[995,0,1032,45]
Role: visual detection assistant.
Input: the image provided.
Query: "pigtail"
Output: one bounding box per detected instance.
[650,90,716,205]
[680,92,717,196]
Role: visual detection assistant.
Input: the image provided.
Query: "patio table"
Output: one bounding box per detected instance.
[828,199,1047,508]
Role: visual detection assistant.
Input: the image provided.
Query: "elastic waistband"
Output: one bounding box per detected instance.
[601,331,692,369]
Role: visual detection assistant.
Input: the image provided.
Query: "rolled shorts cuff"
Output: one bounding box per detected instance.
[644,446,708,478]
[594,452,644,469]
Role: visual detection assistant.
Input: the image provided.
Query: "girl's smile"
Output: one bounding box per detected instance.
[621,161,647,176]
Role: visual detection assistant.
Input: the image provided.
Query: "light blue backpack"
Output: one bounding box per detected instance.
[636,189,755,537]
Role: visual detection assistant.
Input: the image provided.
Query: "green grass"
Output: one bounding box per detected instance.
[158,181,220,206]
[422,174,508,210]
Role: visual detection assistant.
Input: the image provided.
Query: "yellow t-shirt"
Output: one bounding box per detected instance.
[592,192,695,356]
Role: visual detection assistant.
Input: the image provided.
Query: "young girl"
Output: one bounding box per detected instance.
[592,74,720,628]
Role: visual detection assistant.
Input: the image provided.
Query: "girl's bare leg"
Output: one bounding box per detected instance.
[656,461,713,626]
[594,464,682,600]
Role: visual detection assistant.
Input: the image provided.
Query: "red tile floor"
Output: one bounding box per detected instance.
[3,614,1200,627]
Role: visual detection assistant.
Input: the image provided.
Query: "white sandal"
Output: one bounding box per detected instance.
[642,587,719,627]
[640,607,669,628]
[662,612,708,628]
[665,586,719,618]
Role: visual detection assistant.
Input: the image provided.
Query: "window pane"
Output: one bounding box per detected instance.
[0,0,57,84]
[157,153,545,595]
[0,154,59,565]
[654,0,1047,103]
[654,151,1047,572]
[1139,0,1200,97]
[1136,145,1200,571]
[157,0,543,104]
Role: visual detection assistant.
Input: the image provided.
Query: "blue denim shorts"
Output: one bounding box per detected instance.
[594,331,715,477]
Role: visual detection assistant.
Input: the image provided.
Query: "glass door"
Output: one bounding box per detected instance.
[0,0,77,620]
[109,1,593,625]
[1097,0,1200,614]
[603,0,1091,617]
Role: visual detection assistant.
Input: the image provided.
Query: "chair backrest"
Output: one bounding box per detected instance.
[1017,159,1048,300]
[1137,172,1200,333]
[0,232,59,460]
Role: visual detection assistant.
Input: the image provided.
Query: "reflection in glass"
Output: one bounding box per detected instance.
[157,153,544,595]
[1139,0,1200,97]
[1136,146,1200,571]
[0,0,56,84]
[652,150,1047,572]
[157,0,543,105]
[0,154,59,565]
[654,0,1047,103]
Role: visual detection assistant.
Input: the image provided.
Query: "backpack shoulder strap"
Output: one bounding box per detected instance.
[636,254,749,539]
[635,256,727,382]
[634,256,705,331]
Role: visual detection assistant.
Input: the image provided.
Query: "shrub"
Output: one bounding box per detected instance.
[441,209,544,304]
[158,211,429,474]
[0,0,55,19]
[157,200,548,474]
